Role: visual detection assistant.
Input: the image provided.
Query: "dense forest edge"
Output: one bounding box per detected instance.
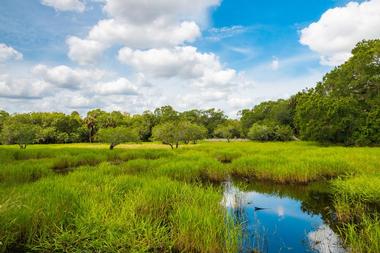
[0,39,379,148]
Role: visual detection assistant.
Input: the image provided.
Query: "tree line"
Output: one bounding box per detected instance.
[0,40,379,148]
[0,108,237,149]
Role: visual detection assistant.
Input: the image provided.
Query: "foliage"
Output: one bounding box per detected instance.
[181,122,208,144]
[85,109,131,142]
[152,121,206,148]
[196,108,227,137]
[274,125,293,141]
[295,94,361,144]
[130,111,157,142]
[152,122,182,149]
[240,99,292,136]
[247,123,292,142]
[247,124,272,141]
[0,110,9,133]
[1,122,39,149]
[214,120,241,142]
[294,40,380,145]
[154,105,179,123]
[96,127,140,149]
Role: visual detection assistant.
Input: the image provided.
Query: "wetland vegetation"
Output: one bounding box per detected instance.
[0,142,379,252]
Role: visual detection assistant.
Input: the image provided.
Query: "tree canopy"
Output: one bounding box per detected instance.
[294,40,380,145]
[152,121,207,149]
[1,121,39,149]
[96,127,139,150]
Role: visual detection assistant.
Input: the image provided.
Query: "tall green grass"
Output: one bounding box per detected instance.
[331,175,380,253]
[0,166,240,252]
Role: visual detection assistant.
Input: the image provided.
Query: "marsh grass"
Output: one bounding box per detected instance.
[331,175,380,253]
[0,167,239,252]
[0,141,379,252]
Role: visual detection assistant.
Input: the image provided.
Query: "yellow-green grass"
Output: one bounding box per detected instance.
[0,164,240,252]
[331,175,380,253]
[0,141,379,252]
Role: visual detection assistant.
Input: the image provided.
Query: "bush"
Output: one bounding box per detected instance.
[274,125,293,141]
[247,124,273,141]
[247,123,293,142]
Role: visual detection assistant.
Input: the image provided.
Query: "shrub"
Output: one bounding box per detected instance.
[274,125,293,141]
[248,123,293,142]
[247,124,273,141]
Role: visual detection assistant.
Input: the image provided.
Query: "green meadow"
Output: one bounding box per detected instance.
[1,141,379,252]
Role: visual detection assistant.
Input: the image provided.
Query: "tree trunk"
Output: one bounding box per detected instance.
[110,143,115,150]
[175,142,179,149]
[163,142,174,149]
[227,138,230,143]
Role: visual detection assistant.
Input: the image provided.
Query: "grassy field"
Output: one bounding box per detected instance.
[0,141,379,252]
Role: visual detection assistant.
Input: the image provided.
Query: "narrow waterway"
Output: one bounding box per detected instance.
[222,181,347,253]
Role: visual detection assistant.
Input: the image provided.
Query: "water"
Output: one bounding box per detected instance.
[222,181,346,253]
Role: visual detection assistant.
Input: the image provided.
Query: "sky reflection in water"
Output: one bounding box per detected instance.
[223,183,346,253]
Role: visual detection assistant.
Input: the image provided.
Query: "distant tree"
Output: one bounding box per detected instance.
[96,127,140,150]
[214,120,241,142]
[0,110,9,133]
[84,114,96,143]
[181,122,208,144]
[154,105,179,123]
[152,122,181,149]
[239,109,256,137]
[180,109,202,125]
[36,127,57,144]
[247,123,293,142]
[295,94,361,144]
[131,111,157,142]
[273,125,293,141]
[247,124,272,141]
[199,108,227,137]
[239,99,292,136]
[152,121,207,148]
[1,122,39,149]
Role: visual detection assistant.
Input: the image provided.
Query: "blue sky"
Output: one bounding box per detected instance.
[0,0,378,116]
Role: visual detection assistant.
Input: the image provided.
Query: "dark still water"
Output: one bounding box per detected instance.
[222,182,346,253]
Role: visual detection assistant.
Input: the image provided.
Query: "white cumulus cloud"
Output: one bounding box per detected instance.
[0,74,52,99]
[41,0,85,12]
[66,0,219,64]
[118,46,237,88]
[300,0,380,66]
[92,78,139,95]
[32,64,105,89]
[118,46,220,78]
[66,37,107,65]
[87,19,200,49]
